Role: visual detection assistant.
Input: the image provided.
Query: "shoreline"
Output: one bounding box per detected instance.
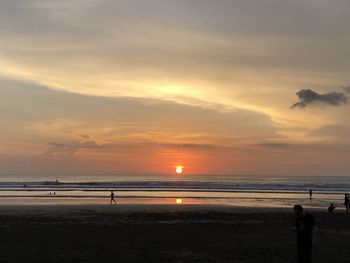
[0,196,345,211]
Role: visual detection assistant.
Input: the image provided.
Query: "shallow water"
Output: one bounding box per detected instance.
[0,174,349,208]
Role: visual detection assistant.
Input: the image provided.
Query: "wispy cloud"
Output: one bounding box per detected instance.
[39,135,104,159]
[291,89,348,109]
[39,143,78,159]
[256,143,290,149]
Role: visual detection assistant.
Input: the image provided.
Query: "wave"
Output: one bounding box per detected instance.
[0,180,349,194]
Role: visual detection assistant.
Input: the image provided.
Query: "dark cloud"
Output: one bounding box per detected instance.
[172,143,216,149]
[40,135,104,159]
[80,135,99,147]
[291,89,348,109]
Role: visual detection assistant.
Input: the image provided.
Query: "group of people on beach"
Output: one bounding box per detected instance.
[327,193,350,214]
[295,191,350,262]
[293,193,349,263]
[308,189,350,215]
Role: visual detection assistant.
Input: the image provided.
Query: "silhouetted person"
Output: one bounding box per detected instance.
[344,194,349,214]
[309,189,312,199]
[328,203,335,214]
[110,190,116,205]
[293,205,316,263]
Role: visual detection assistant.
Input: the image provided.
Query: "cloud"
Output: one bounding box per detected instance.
[257,143,290,149]
[150,142,225,151]
[1,0,350,113]
[80,135,92,141]
[291,89,348,109]
[80,134,99,147]
[39,135,103,159]
[39,143,79,159]
[343,86,350,94]
[0,77,280,142]
[308,124,350,143]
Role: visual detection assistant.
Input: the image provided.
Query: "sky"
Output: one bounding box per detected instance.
[0,0,350,176]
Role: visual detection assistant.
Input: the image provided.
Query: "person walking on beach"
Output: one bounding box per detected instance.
[344,194,349,214]
[292,205,316,263]
[309,189,312,199]
[110,190,116,205]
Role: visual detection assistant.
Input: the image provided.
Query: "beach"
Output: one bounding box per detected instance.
[0,204,349,263]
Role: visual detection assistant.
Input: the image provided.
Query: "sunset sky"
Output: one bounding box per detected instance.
[1,0,349,176]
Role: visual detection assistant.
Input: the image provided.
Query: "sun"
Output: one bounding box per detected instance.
[176,198,183,204]
[175,166,183,174]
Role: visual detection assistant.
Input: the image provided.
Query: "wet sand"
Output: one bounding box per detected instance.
[0,204,349,263]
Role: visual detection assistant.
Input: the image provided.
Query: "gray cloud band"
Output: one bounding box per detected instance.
[291,89,348,109]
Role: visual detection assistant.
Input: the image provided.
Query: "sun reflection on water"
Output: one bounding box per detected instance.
[176,198,183,204]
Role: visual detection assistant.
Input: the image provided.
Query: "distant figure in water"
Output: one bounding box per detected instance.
[344,194,349,214]
[110,190,116,205]
[328,203,336,214]
[309,189,312,199]
[53,192,56,195]
[292,205,316,263]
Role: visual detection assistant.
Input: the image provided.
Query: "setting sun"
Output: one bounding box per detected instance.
[175,166,183,174]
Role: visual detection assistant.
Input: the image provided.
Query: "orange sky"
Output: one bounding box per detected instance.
[0,0,350,176]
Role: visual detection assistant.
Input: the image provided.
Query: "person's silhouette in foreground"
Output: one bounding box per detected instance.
[110,190,116,205]
[328,203,336,214]
[292,205,316,263]
[309,189,312,199]
[344,194,349,214]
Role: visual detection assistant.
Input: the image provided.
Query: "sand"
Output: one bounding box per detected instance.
[0,204,349,263]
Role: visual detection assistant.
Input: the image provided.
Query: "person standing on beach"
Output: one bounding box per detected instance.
[309,189,312,199]
[110,190,116,205]
[292,205,316,263]
[344,194,349,214]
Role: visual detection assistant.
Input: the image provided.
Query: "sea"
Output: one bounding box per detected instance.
[0,174,349,209]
